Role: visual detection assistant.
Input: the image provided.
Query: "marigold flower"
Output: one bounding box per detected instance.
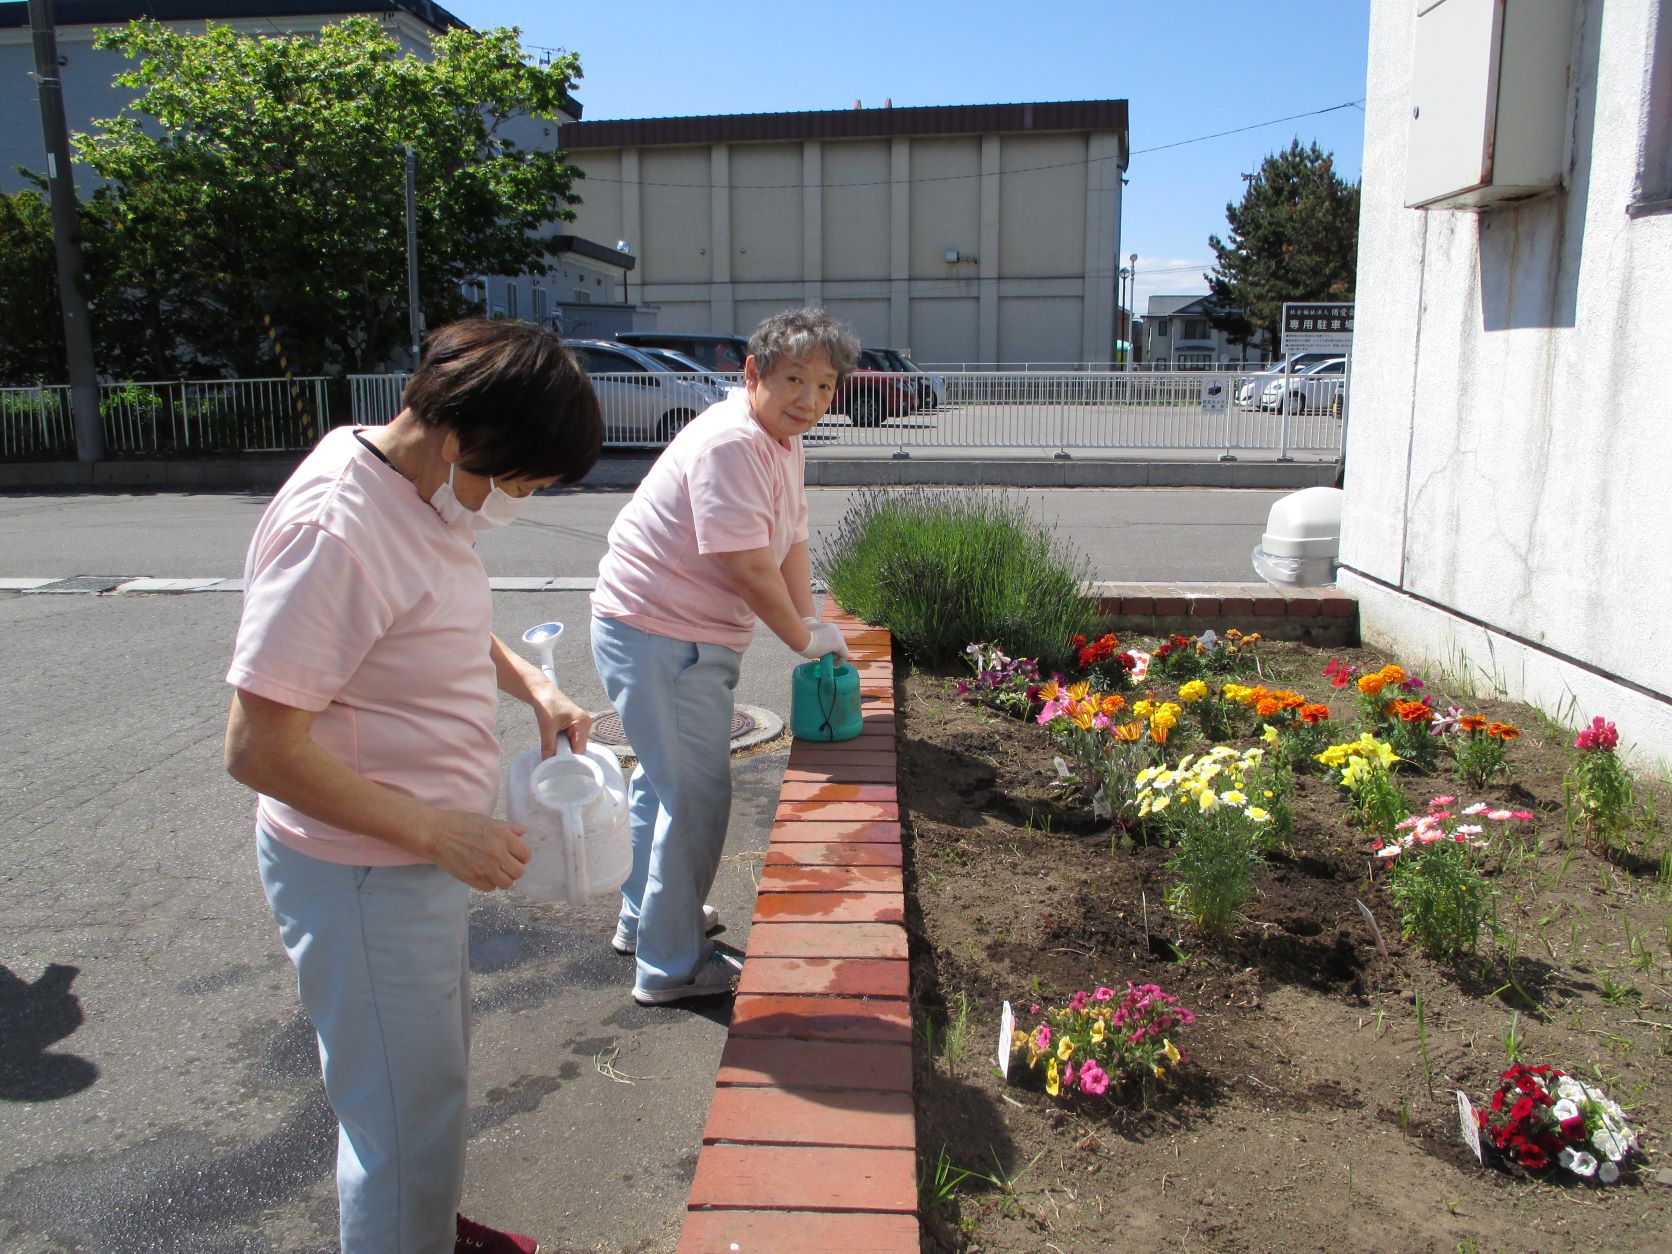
[1099,694,1127,716]
[1488,722,1520,740]
[1276,691,1306,710]
[1256,697,1282,718]
[1178,679,1209,703]
[1379,665,1406,685]
[1394,700,1430,723]
[1357,674,1387,696]
[1299,703,1330,724]
[1458,714,1487,732]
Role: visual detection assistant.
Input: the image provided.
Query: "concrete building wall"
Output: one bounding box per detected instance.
[1343,0,1672,763]
[563,108,1126,363]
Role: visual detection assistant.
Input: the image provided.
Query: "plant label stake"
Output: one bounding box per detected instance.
[1456,1091,1484,1164]
[997,1000,1014,1078]
[1354,898,1389,958]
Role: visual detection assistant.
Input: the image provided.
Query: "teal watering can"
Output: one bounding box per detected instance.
[790,652,863,742]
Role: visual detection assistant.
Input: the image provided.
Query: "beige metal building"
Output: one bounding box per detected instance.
[559,100,1130,365]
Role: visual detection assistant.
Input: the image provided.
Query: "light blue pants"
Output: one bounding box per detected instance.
[591,615,741,993]
[258,828,470,1254]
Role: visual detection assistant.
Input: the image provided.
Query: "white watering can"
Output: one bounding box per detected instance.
[504,621,631,906]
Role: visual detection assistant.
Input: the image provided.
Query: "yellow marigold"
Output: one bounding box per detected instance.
[1222,683,1251,703]
[1178,679,1209,703]
[1132,699,1155,719]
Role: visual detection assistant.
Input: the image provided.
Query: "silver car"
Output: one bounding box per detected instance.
[1234,353,1338,409]
[564,339,719,443]
[1259,356,1347,415]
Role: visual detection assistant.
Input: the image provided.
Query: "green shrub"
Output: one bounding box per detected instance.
[815,488,1097,669]
[1388,841,1494,960]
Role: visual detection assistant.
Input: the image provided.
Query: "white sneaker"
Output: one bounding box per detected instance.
[611,904,721,955]
[633,949,742,1006]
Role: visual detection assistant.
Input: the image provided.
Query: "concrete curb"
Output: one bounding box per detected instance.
[1,454,1338,492]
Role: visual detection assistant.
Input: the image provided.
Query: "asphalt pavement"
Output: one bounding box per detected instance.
[0,482,1285,1252]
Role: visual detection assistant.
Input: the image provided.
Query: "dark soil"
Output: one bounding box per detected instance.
[901,641,1672,1253]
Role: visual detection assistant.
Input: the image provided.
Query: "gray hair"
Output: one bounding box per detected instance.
[748,307,860,380]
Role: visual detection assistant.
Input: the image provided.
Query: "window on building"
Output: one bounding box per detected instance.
[532,286,548,323]
[1151,318,1170,337]
[505,284,518,320]
[1183,318,1208,340]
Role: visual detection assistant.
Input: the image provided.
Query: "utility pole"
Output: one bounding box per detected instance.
[29,0,104,461]
[1126,253,1138,371]
[405,145,421,366]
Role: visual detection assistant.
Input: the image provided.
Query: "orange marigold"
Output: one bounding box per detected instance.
[1100,694,1127,716]
[1357,674,1387,696]
[1379,665,1407,685]
[1299,703,1331,724]
[1394,700,1430,723]
[1255,697,1282,718]
[1276,691,1306,710]
[1488,722,1520,740]
[1458,714,1487,732]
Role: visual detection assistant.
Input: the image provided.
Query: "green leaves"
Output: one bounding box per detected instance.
[57,17,585,378]
[1207,140,1361,353]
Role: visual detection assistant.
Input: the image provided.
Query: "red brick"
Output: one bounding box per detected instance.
[757,865,903,895]
[736,957,909,1000]
[745,922,907,959]
[686,1145,916,1213]
[753,892,903,924]
[730,994,912,1044]
[1151,594,1187,615]
[765,843,903,868]
[702,1087,915,1149]
[1120,592,1155,614]
[787,749,897,768]
[1321,593,1357,618]
[1185,594,1222,616]
[775,801,898,822]
[1284,592,1322,617]
[1251,593,1288,615]
[770,820,902,844]
[777,781,898,804]
[1218,594,1256,617]
[782,764,898,784]
[678,1208,918,1253]
[716,1036,912,1091]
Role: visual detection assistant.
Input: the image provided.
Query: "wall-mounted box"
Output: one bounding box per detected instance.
[1404,0,1579,210]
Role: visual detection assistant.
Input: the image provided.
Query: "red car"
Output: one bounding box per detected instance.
[835,366,916,427]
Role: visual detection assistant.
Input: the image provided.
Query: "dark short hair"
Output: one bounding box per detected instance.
[402,319,602,483]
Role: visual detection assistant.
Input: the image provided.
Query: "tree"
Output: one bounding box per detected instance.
[72,17,584,377]
[1207,140,1360,354]
[0,191,68,385]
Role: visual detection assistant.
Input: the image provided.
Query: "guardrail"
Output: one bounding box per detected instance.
[5,367,1344,460]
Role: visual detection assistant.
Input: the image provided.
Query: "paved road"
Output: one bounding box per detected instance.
[0,484,1284,1252]
[0,486,1289,584]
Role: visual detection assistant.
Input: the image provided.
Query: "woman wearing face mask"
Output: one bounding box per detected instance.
[223,319,602,1254]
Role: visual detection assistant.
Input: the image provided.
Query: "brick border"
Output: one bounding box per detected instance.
[678,602,916,1252]
[678,587,1360,1250]
[1087,582,1359,646]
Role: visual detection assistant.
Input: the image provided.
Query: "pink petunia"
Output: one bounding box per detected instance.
[1036,700,1064,725]
[1092,987,1115,1002]
[1079,1060,1109,1095]
[1067,991,1089,1011]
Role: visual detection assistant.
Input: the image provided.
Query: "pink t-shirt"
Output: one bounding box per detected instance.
[592,389,809,651]
[226,427,500,866]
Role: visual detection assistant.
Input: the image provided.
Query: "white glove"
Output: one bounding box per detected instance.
[798,620,849,664]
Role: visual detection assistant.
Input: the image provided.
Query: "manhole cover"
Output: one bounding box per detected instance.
[591,708,758,748]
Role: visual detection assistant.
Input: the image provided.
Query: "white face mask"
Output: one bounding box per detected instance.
[430,464,527,531]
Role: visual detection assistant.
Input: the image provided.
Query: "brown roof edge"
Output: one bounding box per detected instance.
[560,99,1128,156]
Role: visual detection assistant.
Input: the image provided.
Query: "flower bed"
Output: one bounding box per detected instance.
[902,636,1671,1252]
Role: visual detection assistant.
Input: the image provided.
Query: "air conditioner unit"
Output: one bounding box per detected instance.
[1404,0,1579,210]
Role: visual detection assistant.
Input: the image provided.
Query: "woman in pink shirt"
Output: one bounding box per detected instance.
[591,308,855,1005]
[224,320,601,1254]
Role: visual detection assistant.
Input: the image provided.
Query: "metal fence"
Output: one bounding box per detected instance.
[5,367,1344,461]
[2,378,332,458]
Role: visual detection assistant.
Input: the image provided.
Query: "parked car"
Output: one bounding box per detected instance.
[615,331,750,374]
[1234,353,1339,409]
[837,360,917,427]
[635,346,734,405]
[1259,356,1347,414]
[860,347,946,411]
[564,339,717,442]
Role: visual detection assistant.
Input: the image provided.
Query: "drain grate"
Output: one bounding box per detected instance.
[590,708,758,749]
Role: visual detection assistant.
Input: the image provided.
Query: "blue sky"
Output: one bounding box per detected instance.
[444,0,1371,313]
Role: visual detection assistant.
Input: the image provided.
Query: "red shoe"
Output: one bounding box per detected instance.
[456,1213,540,1253]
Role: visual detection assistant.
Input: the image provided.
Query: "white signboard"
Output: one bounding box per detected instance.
[1281,302,1355,354]
[1200,375,1231,414]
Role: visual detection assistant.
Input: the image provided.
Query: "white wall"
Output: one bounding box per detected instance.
[1344,0,1672,764]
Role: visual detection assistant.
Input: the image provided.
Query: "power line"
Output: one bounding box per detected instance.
[561,99,1367,192]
